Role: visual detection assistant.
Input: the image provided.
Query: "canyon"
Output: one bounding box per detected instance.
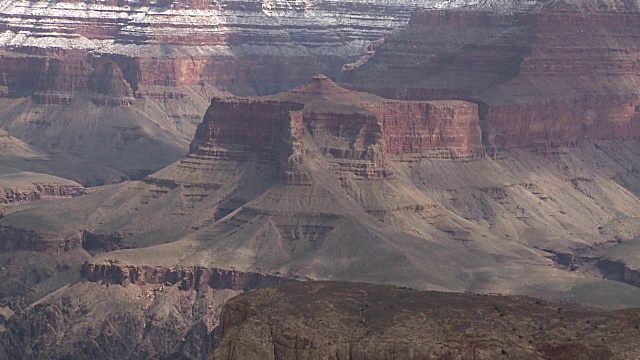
[0,0,433,183]
[2,74,640,358]
[1,0,640,358]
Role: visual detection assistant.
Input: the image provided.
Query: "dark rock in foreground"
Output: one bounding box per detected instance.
[213,281,640,360]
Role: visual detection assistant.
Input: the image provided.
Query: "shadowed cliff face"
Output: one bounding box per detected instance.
[341,8,640,154]
[88,61,135,106]
[0,280,243,360]
[211,282,640,360]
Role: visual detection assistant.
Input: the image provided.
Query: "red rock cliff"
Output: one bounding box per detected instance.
[342,8,640,153]
[191,75,482,183]
[0,0,421,96]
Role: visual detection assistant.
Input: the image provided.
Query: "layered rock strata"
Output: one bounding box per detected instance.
[0,0,455,180]
[342,7,640,153]
[191,75,483,174]
[81,262,297,290]
[0,0,429,98]
[0,172,84,205]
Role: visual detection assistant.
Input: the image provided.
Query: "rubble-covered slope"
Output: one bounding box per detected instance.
[212,281,640,360]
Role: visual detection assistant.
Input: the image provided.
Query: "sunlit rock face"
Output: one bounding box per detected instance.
[0,0,434,98]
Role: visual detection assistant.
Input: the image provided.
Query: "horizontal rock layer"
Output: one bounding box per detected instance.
[0,225,80,253]
[342,8,640,153]
[0,0,430,98]
[0,184,84,204]
[191,75,483,181]
[0,227,125,254]
[80,263,297,290]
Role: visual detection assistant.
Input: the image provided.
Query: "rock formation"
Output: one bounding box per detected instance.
[0,0,469,181]
[3,1,640,356]
[191,75,483,176]
[0,0,422,95]
[80,263,297,290]
[0,172,84,205]
[212,281,640,360]
[1,69,640,357]
[1,280,242,360]
[341,6,640,154]
[2,74,640,312]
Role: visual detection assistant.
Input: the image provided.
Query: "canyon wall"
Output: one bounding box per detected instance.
[0,0,437,181]
[81,263,297,290]
[360,100,483,159]
[342,8,640,153]
[191,75,483,182]
[0,172,85,206]
[0,0,428,99]
[0,226,82,253]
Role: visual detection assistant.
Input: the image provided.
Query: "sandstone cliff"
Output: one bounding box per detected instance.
[0,0,420,95]
[0,0,444,181]
[342,7,640,154]
[81,263,296,290]
[191,75,483,168]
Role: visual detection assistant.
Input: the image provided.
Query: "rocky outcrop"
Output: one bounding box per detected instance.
[80,263,298,290]
[191,75,483,181]
[0,184,84,204]
[593,259,640,288]
[87,61,135,106]
[0,0,434,181]
[1,280,241,360]
[212,281,640,360]
[0,225,82,253]
[0,226,129,254]
[0,173,85,205]
[342,8,640,154]
[0,50,136,106]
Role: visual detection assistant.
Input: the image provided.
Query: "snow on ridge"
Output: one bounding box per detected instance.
[0,0,566,55]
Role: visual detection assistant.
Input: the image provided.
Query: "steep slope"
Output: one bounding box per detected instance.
[0,129,43,159]
[1,281,241,360]
[0,128,125,186]
[2,76,640,358]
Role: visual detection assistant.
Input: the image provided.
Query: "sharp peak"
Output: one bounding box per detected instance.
[287,74,349,96]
